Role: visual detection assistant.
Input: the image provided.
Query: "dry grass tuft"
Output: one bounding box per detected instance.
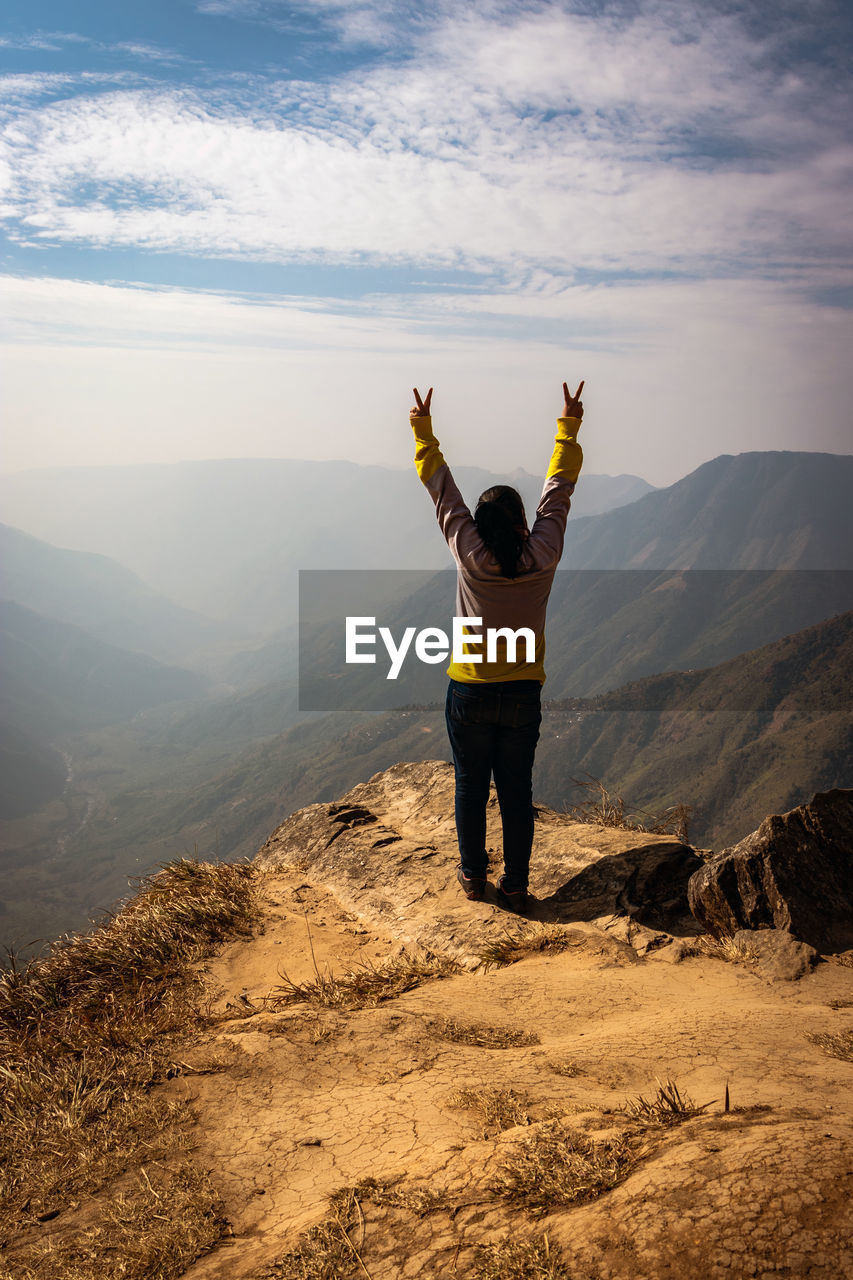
[566,775,693,843]
[477,927,584,972]
[623,1078,714,1126]
[259,1179,443,1279]
[449,1087,530,1135]
[806,1028,853,1062]
[693,934,752,964]
[263,1184,572,1279]
[266,950,459,1011]
[546,1059,585,1077]
[493,1120,635,1213]
[432,1016,540,1049]
[0,858,258,1277]
[0,858,256,1031]
[8,1162,226,1280]
[471,1233,574,1280]
[349,1177,443,1217]
[257,1186,363,1279]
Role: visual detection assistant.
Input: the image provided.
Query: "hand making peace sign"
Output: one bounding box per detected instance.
[562,380,584,421]
[411,387,433,417]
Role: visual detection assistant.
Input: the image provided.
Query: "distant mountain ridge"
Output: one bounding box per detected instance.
[0,458,653,629]
[559,451,853,570]
[0,523,227,664]
[0,599,211,819]
[1,452,847,663]
[536,608,853,845]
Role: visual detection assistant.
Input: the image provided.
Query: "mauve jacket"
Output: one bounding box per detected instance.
[410,413,583,684]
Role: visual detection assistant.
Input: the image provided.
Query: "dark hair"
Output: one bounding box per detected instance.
[474,485,527,578]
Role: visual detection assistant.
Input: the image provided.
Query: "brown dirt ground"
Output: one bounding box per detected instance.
[164,867,853,1280]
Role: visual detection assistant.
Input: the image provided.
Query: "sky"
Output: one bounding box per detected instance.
[1,0,851,485]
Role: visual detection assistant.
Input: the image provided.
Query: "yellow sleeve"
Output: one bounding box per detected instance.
[546,416,584,482]
[410,414,447,483]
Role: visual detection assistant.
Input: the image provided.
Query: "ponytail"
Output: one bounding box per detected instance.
[474,486,527,579]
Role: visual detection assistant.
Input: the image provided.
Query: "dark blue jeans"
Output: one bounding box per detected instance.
[445,678,542,892]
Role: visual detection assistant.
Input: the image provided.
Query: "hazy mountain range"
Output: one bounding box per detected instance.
[1,448,851,951]
[0,458,654,630]
[110,608,853,867]
[0,523,226,663]
[558,451,853,571]
[0,598,210,822]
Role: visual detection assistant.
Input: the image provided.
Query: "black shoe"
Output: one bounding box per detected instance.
[457,868,487,901]
[496,875,529,914]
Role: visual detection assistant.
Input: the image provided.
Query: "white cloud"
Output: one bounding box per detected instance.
[108,41,191,66]
[0,31,88,51]
[194,0,418,45]
[0,2,849,277]
[1,2,850,484]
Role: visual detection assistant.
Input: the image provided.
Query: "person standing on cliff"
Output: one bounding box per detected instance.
[409,380,585,914]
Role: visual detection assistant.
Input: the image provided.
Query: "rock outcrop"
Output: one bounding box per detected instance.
[257,760,703,965]
[732,929,820,981]
[177,765,853,1280]
[688,788,853,953]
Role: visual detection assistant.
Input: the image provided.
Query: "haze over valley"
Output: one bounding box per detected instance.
[2,448,851,952]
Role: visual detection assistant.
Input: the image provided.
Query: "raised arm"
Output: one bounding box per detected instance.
[409,386,447,483]
[525,379,586,569]
[409,386,480,561]
[546,379,584,483]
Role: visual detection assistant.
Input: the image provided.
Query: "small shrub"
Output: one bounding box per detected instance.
[448,1087,530,1135]
[623,1078,713,1126]
[477,927,584,972]
[493,1121,634,1212]
[432,1017,539,1049]
[565,775,692,843]
[806,1028,853,1062]
[546,1060,585,1078]
[259,1179,443,1279]
[258,1191,362,1279]
[471,1233,573,1279]
[8,1163,226,1280]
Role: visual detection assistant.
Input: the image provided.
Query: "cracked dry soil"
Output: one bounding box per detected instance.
[168,864,853,1280]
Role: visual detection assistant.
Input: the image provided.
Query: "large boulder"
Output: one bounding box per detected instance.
[256,760,703,966]
[688,788,853,953]
[732,929,819,982]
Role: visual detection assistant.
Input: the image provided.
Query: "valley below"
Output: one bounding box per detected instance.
[2,449,852,955]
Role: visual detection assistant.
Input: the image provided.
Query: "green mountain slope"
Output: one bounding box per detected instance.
[295,567,853,708]
[544,567,853,695]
